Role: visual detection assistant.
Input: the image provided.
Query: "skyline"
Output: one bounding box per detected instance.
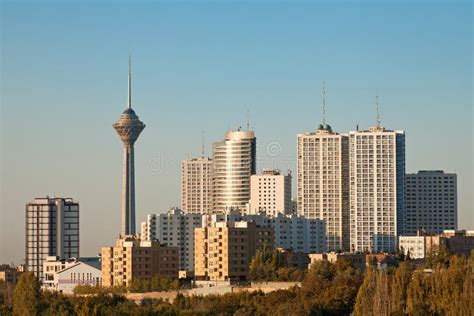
[1,1,472,264]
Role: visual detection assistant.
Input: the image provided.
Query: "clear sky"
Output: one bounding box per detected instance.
[1,1,472,263]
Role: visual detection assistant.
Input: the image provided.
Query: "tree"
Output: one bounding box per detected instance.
[12,272,41,316]
[390,261,411,315]
[406,269,429,316]
[354,266,377,316]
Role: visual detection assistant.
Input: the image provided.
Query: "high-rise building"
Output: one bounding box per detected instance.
[212,130,256,212]
[141,208,203,272]
[297,124,350,251]
[349,124,406,253]
[249,169,292,217]
[25,197,79,281]
[194,221,274,282]
[113,56,145,236]
[101,235,179,287]
[181,157,213,214]
[405,170,457,235]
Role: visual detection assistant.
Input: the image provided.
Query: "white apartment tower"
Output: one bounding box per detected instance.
[249,169,292,216]
[349,123,406,253]
[141,208,203,272]
[213,130,256,212]
[181,157,213,214]
[25,197,80,281]
[297,124,350,251]
[405,170,457,235]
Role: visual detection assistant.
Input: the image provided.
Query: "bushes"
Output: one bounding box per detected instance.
[128,275,181,293]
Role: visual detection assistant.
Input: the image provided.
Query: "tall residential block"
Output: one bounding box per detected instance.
[181,157,213,214]
[195,221,273,282]
[249,169,292,216]
[25,197,79,281]
[141,208,203,272]
[405,170,457,235]
[213,130,256,212]
[349,125,406,253]
[101,235,179,287]
[297,125,350,251]
[113,56,145,236]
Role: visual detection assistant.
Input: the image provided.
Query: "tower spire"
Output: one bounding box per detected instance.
[376,89,381,128]
[201,130,205,157]
[128,52,132,109]
[322,81,327,128]
[246,108,250,131]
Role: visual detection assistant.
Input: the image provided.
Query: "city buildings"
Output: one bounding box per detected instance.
[181,157,213,214]
[249,169,292,216]
[212,130,256,212]
[194,221,274,282]
[25,197,79,281]
[349,123,406,253]
[308,252,366,271]
[297,123,350,251]
[113,56,145,236]
[43,256,101,293]
[101,235,179,287]
[207,211,327,253]
[140,208,203,272]
[405,170,457,235]
[399,229,474,259]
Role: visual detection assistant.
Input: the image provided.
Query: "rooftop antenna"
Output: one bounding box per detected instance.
[128,52,132,109]
[246,108,250,131]
[376,89,381,128]
[201,130,205,157]
[322,81,327,128]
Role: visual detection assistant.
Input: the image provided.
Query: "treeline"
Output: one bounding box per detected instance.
[1,249,472,315]
[355,255,473,316]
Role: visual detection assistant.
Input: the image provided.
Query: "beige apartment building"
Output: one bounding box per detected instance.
[349,125,405,253]
[249,169,292,216]
[181,157,213,214]
[195,221,274,282]
[101,235,179,287]
[308,252,366,271]
[297,125,350,251]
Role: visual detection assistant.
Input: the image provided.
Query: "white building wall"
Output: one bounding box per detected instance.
[249,170,292,216]
[398,236,426,259]
[181,157,213,214]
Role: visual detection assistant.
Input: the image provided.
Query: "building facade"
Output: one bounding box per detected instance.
[297,126,350,251]
[249,169,292,217]
[181,157,213,214]
[141,208,203,272]
[43,256,101,293]
[349,126,405,253]
[101,235,179,287]
[405,170,457,235]
[212,130,256,212]
[25,197,79,281]
[195,221,274,282]
[0,265,23,284]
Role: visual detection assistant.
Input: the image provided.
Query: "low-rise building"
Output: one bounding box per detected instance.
[308,252,366,271]
[101,235,179,287]
[399,229,474,259]
[0,265,24,284]
[43,256,101,293]
[195,221,274,282]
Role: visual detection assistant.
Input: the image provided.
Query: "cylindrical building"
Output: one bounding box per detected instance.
[212,130,256,212]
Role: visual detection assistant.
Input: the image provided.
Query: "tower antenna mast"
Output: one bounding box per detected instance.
[128,52,132,109]
[201,130,205,157]
[376,89,381,128]
[322,81,327,129]
[246,108,250,131]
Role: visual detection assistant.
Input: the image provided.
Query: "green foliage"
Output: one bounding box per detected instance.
[73,284,126,295]
[12,272,41,316]
[248,247,304,282]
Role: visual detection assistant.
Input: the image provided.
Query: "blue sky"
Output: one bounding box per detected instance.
[1,1,472,263]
